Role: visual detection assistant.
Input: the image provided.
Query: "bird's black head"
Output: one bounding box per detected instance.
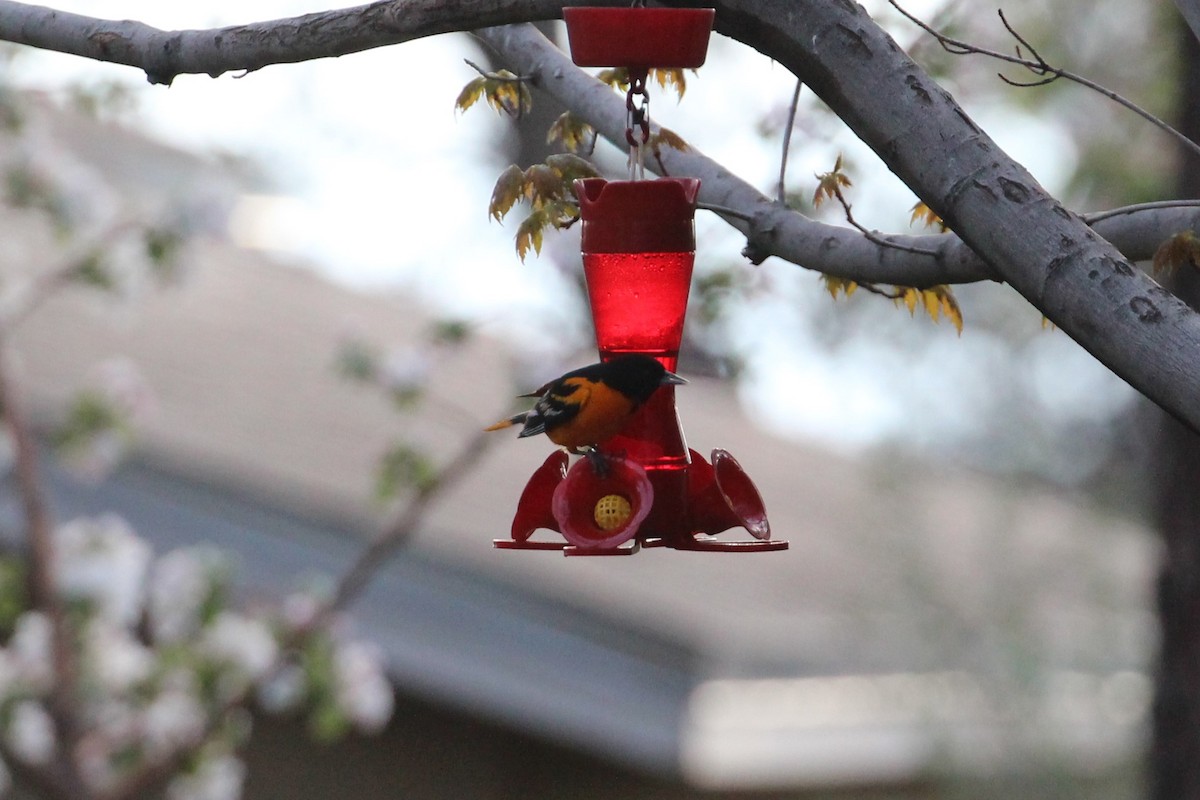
[600,354,687,405]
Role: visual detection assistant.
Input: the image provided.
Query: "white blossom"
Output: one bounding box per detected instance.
[333,640,394,734]
[84,620,154,692]
[149,548,224,643]
[0,652,19,698]
[60,427,125,483]
[77,741,117,794]
[166,753,246,800]
[257,663,305,715]
[280,591,320,632]
[379,346,430,397]
[9,611,53,691]
[6,701,55,765]
[141,689,207,759]
[86,699,138,745]
[200,613,278,690]
[91,357,157,426]
[56,515,151,625]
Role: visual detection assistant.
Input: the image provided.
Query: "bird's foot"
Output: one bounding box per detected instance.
[578,446,611,478]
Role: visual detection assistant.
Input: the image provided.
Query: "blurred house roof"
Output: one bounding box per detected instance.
[0,97,1159,790]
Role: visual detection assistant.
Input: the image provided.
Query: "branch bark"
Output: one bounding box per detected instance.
[3,0,1200,430]
[701,0,1200,432]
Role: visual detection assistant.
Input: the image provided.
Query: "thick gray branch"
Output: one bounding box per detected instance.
[710,0,1200,429]
[0,0,1195,282]
[477,25,1200,287]
[1174,0,1200,50]
[0,0,586,85]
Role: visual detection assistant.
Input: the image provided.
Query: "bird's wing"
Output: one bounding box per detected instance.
[517,377,589,438]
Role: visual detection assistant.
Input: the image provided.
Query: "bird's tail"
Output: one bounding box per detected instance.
[484,411,531,432]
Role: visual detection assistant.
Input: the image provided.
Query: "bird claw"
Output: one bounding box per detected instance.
[582,447,611,478]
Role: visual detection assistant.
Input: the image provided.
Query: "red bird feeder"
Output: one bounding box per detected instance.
[493,5,787,555]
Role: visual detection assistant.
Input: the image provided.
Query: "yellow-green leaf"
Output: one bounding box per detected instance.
[649,128,689,154]
[486,75,533,117]
[542,198,581,230]
[547,112,595,153]
[652,68,688,100]
[515,212,547,262]
[909,201,949,232]
[813,156,853,208]
[596,67,629,90]
[938,288,962,334]
[523,164,564,208]
[454,76,488,114]
[1152,230,1200,276]
[489,164,526,222]
[921,289,941,322]
[545,153,599,182]
[821,275,857,299]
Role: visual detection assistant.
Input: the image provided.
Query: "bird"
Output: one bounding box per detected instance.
[485,354,686,453]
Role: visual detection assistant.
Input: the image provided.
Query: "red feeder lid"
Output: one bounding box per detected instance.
[563,7,715,69]
[575,177,699,253]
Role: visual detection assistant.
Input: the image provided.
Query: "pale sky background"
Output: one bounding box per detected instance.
[6,0,1135,473]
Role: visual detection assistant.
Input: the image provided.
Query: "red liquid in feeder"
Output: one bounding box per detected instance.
[583,251,694,373]
[583,251,694,541]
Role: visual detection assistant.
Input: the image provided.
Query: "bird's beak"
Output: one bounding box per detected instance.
[661,370,687,386]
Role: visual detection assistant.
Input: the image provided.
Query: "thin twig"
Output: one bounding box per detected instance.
[110,419,500,796]
[856,282,906,299]
[0,342,87,798]
[330,425,498,613]
[698,202,755,222]
[0,219,139,334]
[833,187,940,257]
[463,58,525,82]
[778,79,804,204]
[1083,199,1200,224]
[889,1,1200,161]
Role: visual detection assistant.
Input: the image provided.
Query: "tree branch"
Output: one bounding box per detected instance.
[0,342,88,798]
[0,0,589,85]
[476,24,1200,281]
[890,1,1200,161]
[0,0,1196,284]
[330,425,497,613]
[706,0,1200,432]
[1174,0,1200,51]
[5,0,1200,429]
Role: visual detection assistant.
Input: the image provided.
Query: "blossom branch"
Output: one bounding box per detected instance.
[330,425,498,613]
[0,344,88,797]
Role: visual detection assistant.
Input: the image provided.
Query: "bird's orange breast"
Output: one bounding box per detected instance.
[545,379,637,449]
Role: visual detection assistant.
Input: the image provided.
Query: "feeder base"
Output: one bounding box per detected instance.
[564,540,640,557]
[644,535,789,552]
[492,539,570,551]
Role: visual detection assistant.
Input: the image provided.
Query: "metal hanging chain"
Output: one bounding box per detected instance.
[625,72,650,181]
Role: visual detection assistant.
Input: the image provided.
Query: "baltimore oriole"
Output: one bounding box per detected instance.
[485,354,686,452]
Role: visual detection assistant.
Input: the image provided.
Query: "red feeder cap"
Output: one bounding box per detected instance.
[563,7,716,69]
[575,178,700,254]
